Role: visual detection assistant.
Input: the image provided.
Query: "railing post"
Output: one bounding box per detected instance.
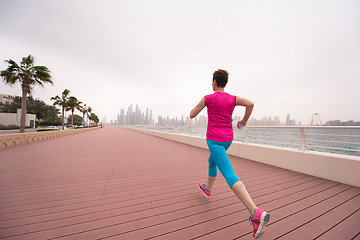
[245,129,249,143]
[190,126,192,136]
[175,126,179,134]
[300,127,306,151]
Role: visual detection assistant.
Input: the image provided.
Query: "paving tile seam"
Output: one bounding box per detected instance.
[273,193,360,240]
[2,181,346,239]
[1,193,236,231]
[0,159,271,194]
[0,159,272,189]
[267,188,360,240]
[0,178,331,238]
[285,196,360,239]
[0,175,316,227]
[0,167,296,210]
[1,195,245,239]
[0,173,312,218]
[47,201,248,240]
[350,232,360,240]
[189,220,242,240]
[0,169,295,207]
[138,209,250,240]
[2,158,284,188]
[100,182,349,240]
[313,208,360,239]
[230,185,355,239]
[0,164,278,201]
[2,172,316,216]
[259,185,353,233]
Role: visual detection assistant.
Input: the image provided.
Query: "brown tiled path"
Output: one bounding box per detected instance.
[0,126,359,240]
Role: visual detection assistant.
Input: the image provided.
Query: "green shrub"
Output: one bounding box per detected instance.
[0,125,20,130]
[37,129,60,132]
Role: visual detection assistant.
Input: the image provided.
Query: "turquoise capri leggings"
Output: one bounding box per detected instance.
[207,139,241,188]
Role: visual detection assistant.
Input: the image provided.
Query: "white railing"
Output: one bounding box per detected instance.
[137,125,360,157]
[240,126,360,154]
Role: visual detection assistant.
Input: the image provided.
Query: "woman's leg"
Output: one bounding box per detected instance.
[207,140,257,214]
[206,154,217,191]
[206,176,216,191]
[232,181,257,215]
[207,140,240,188]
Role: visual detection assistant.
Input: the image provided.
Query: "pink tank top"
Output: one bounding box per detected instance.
[204,92,236,142]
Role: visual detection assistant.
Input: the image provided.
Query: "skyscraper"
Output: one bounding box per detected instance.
[286,114,291,126]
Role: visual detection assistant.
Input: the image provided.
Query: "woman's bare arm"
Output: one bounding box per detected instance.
[236,96,254,125]
[190,98,206,119]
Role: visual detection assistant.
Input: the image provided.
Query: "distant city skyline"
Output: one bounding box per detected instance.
[2,93,358,127]
[109,104,359,126]
[113,104,154,126]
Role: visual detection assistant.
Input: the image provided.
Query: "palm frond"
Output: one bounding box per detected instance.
[0,70,18,84]
[34,65,53,85]
[4,59,20,71]
[21,55,34,66]
[51,95,61,106]
[51,95,60,101]
[62,89,70,99]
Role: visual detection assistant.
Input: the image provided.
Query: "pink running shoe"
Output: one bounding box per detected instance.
[197,182,211,199]
[249,208,270,239]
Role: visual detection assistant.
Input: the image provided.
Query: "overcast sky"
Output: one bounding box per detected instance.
[1,0,359,125]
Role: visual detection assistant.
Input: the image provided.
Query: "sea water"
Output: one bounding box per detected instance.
[174,126,360,157]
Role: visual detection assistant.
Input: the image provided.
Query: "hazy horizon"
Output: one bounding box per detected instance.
[1,0,359,124]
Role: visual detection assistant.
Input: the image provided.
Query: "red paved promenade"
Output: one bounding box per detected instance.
[0,127,359,240]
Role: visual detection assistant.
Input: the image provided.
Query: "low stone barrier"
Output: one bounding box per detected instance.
[0,127,100,149]
[127,127,360,188]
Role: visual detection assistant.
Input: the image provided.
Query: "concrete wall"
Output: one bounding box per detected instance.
[128,127,360,188]
[0,112,36,127]
[0,127,100,149]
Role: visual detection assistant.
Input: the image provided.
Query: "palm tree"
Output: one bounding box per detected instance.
[51,89,70,130]
[77,104,85,127]
[66,96,81,129]
[0,55,53,133]
[87,106,92,126]
[89,112,99,126]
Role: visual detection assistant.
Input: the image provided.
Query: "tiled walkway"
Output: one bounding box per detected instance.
[0,127,359,240]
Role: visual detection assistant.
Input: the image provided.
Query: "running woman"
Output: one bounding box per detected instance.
[190,69,270,239]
